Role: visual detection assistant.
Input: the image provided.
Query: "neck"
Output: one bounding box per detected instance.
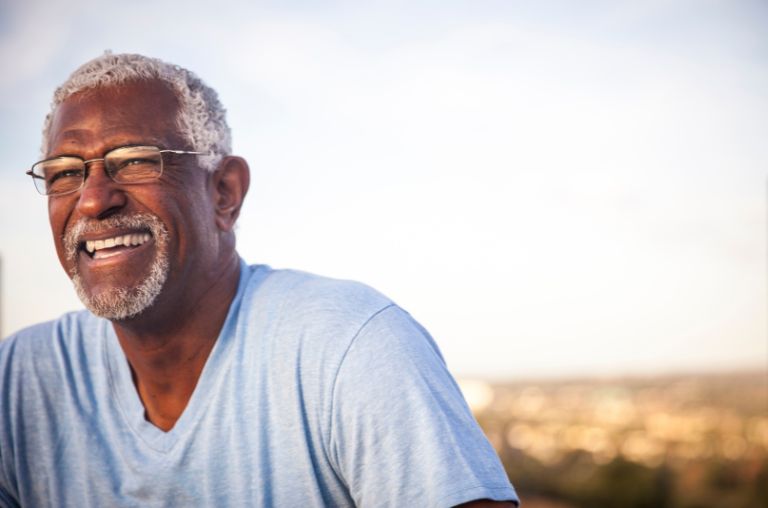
[111,252,241,431]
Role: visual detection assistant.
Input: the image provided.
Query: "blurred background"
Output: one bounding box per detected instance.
[1,0,766,506]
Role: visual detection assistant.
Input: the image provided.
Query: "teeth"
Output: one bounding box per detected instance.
[84,232,151,254]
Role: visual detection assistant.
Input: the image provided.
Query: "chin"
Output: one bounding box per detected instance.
[64,212,171,320]
[72,250,169,321]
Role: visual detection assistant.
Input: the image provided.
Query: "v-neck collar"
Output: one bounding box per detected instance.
[103,259,249,453]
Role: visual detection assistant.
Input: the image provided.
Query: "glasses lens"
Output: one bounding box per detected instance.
[32,157,85,195]
[106,146,163,183]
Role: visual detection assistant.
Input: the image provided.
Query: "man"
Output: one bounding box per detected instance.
[0,53,518,507]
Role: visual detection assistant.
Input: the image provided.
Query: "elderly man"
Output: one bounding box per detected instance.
[0,53,518,507]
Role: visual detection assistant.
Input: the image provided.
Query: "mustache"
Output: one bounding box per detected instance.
[64,213,167,263]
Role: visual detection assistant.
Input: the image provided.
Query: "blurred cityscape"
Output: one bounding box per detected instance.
[460,370,767,508]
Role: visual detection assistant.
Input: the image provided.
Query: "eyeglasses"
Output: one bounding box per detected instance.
[26,145,205,196]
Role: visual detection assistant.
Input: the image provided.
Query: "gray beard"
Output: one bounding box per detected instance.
[64,213,170,321]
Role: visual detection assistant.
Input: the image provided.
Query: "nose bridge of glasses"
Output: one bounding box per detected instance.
[83,156,106,165]
[83,156,118,180]
[76,155,127,216]
[83,156,107,170]
[81,156,116,186]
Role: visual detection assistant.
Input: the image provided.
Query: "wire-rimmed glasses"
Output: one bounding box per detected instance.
[27,145,205,196]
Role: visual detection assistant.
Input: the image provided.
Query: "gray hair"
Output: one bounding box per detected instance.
[41,51,231,172]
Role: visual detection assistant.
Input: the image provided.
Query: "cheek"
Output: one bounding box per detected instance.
[48,199,74,266]
[167,179,217,227]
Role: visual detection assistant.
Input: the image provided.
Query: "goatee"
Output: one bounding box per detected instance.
[64,213,169,320]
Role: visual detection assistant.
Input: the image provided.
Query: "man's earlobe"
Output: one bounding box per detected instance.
[212,156,250,232]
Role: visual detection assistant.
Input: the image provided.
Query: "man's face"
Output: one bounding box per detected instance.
[46,80,219,321]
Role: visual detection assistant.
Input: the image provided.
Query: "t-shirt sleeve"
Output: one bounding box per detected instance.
[328,305,518,507]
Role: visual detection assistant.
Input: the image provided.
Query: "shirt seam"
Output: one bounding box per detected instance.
[325,302,397,482]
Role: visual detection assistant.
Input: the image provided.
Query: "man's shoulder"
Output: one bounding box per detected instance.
[0,310,102,361]
[237,264,399,365]
[246,264,395,323]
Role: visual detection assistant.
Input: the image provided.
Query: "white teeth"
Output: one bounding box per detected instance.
[84,232,151,254]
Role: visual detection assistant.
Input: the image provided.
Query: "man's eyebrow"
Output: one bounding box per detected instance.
[47,135,168,158]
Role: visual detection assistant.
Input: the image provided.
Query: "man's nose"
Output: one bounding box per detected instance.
[76,163,127,219]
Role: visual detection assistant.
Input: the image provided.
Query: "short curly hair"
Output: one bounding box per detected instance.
[41,51,231,172]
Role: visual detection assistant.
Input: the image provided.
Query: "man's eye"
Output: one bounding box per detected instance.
[116,158,155,169]
[48,168,83,184]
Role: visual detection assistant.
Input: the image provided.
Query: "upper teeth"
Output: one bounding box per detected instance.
[85,233,151,254]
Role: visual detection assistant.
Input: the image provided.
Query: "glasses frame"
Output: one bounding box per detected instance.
[26,145,206,196]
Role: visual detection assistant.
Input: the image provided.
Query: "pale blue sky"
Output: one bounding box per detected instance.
[1,0,766,379]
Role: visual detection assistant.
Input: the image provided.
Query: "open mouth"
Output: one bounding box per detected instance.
[80,231,153,260]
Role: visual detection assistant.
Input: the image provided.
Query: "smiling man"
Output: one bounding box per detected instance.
[0,53,518,507]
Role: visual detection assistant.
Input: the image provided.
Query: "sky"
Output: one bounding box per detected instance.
[0,0,766,379]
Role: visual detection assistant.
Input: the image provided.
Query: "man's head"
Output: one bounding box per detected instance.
[42,52,230,172]
[40,53,249,322]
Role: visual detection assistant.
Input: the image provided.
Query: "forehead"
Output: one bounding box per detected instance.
[47,79,185,156]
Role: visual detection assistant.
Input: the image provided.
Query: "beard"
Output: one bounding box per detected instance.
[64,213,170,321]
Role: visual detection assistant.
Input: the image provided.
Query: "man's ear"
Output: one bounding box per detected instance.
[210,156,250,232]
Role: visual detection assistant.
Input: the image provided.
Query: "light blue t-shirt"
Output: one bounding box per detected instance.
[0,262,517,507]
